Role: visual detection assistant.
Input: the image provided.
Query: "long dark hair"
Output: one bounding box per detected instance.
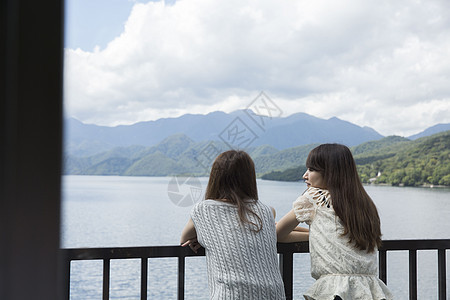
[306,144,382,252]
[205,150,262,232]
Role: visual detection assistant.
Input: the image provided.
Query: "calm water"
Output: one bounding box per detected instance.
[61,175,450,299]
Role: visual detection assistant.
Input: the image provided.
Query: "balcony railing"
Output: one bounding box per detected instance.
[60,239,450,300]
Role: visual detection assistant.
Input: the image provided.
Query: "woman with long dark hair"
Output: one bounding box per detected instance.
[276,144,393,299]
[181,150,286,299]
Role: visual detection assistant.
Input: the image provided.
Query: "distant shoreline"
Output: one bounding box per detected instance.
[61,174,450,188]
[260,177,450,188]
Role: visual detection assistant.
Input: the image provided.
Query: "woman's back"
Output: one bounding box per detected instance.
[191,200,285,300]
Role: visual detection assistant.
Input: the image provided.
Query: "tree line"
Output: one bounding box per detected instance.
[262,131,450,187]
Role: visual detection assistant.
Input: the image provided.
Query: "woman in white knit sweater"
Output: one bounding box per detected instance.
[181,150,288,299]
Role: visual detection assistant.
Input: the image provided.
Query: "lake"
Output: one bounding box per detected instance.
[61,175,450,299]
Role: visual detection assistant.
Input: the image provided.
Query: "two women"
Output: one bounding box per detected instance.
[182,145,393,299]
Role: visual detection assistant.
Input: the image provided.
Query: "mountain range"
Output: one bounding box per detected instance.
[63,110,449,179]
[66,111,450,158]
[65,110,392,157]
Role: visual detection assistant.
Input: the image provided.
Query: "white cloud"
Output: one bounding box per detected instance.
[64,0,450,136]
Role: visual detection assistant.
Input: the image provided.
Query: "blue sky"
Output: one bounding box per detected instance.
[65,0,176,50]
[65,0,136,51]
[64,0,450,136]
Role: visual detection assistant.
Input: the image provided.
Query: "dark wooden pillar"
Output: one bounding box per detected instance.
[0,0,64,299]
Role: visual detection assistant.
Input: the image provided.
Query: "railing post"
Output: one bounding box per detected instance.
[103,258,110,300]
[61,258,71,300]
[178,256,185,300]
[279,252,294,300]
[438,249,446,300]
[409,250,417,300]
[141,257,148,300]
[378,249,387,284]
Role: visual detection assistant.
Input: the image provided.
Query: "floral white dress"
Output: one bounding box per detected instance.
[293,187,393,300]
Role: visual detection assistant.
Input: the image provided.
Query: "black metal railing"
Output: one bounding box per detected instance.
[60,239,450,300]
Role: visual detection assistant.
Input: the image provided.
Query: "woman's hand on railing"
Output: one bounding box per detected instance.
[181,237,202,253]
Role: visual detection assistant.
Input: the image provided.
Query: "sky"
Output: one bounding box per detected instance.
[64,0,450,137]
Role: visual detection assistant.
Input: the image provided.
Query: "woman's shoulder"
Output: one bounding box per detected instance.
[294,187,326,204]
[252,199,269,208]
[191,200,230,220]
[304,186,329,196]
[194,199,269,212]
[254,201,275,216]
[193,199,226,209]
[193,199,241,211]
[303,187,332,208]
[246,200,272,213]
[191,200,213,213]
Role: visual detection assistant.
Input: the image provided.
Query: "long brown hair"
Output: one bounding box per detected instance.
[306,144,382,252]
[205,150,262,231]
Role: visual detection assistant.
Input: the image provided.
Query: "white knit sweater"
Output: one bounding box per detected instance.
[191,200,286,300]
